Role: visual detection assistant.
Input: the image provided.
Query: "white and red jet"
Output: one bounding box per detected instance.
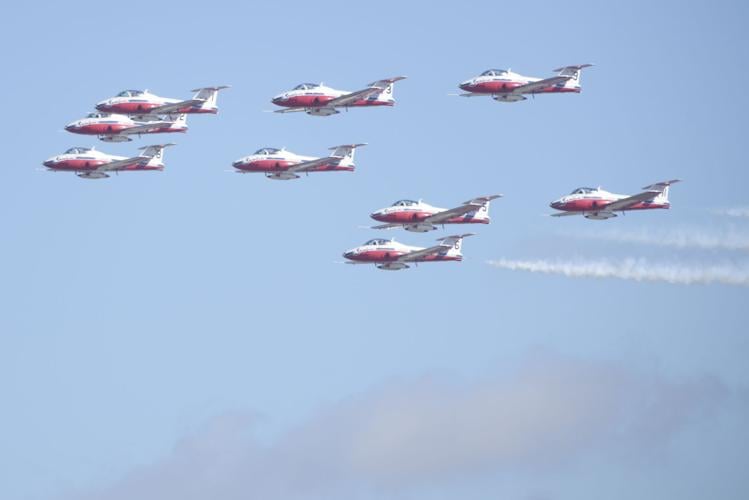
[458,64,593,102]
[271,76,406,116]
[65,112,188,142]
[370,195,502,232]
[550,180,681,219]
[343,234,473,271]
[95,86,229,116]
[42,144,174,179]
[232,144,365,180]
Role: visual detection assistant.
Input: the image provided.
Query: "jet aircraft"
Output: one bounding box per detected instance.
[458,64,593,102]
[64,112,187,142]
[271,77,406,116]
[549,180,681,219]
[232,144,366,180]
[95,86,229,116]
[42,144,174,179]
[370,195,502,232]
[343,234,473,270]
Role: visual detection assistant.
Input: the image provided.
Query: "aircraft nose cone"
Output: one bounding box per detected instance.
[64,124,75,132]
[550,200,561,209]
[370,211,382,220]
[343,250,354,259]
[43,159,54,167]
[271,96,283,104]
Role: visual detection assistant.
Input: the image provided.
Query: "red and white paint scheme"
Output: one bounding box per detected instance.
[343,234,474,271]
[232,144,366,180]
[370,195,502,232]
[271,77,406,116]
[550,180,681,220]
[65,112,188,142]
[42,144,174,179]
[95,86,229,117]
[458,64,593,102]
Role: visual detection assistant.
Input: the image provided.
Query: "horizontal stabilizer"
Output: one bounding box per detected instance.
[642,179,681,191]
[190,85,231,92]
[553,63,594,72]
[464,194,502,205]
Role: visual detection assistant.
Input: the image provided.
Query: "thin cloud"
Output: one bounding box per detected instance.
[65,355,727,500]
[487,258,749,286]
[571,228,749,252]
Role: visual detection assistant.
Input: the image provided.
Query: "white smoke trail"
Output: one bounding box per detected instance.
[572,228,749,251]
[713,207,749,218]
[487,258,749,287]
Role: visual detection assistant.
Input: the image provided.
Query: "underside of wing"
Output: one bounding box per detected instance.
[150,99,202,114]
[273,108,307,114]
[604,191,660,211]
[550,211,582,217]
[512,75,570,94]
[371,223,401,230]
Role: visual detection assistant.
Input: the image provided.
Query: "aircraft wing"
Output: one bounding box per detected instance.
[326,87,383,107]
[273,108,307,114]
[425,194,502,224]
[512,75,570,94]
[604,191,661,212]
[550,211,582,217]
[286,157,336,173]
[326,76,406,107]
[148,99,203,115]
[397,242,451,262]
[371,223,402,230]
[95,156,147,172]
[119,121,172,135]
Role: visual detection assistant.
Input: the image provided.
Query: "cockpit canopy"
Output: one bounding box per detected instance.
[292,83,318,90]
[570,187,597,195]
[85,112,109,118]
[65,147,92,154]
[364,238,390,246]
[392,199,418,207]
[116,90,145,97]
[480,69,509,77]
[254,147,280,155]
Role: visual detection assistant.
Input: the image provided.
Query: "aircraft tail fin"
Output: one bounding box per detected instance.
[553,64,593,87]
[166,113,188,128]
[329,143,367,166]
[369,76,406,102]
[437,233,474,256]
[464,194,502,217]
[138,143,175,166]
[643,179,680,203]
[191,85,230,110]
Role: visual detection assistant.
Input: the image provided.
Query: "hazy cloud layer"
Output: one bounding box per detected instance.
[571,228,749,252]
[66,355,727,500]
[488,258,749,286]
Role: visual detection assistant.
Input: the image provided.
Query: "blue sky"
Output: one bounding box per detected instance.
[1,1,748,499]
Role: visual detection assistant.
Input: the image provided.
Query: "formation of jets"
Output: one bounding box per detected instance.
[43,66,682,270]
